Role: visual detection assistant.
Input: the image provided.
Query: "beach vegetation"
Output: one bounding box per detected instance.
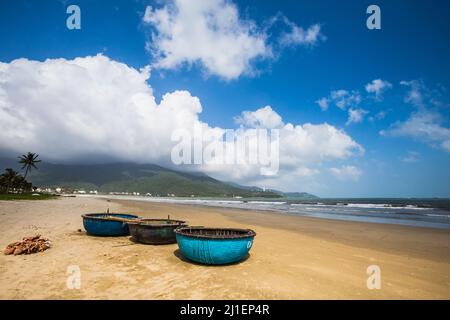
[0,193,58,201]
[0,168,32,194]
[0,152,42,196]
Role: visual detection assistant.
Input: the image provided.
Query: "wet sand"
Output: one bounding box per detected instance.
[0,196,449,299]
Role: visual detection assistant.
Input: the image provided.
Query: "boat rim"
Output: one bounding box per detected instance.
[174,227,256,239]
[128,218,187,227]
[82,213,140,221]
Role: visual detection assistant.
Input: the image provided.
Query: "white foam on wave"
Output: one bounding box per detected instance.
[425,213,450,218]
[291,203,333,208]
[247,201,286,205]
[88,194,244,205]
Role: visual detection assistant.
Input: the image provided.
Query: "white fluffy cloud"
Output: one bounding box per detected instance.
[316,89,365,125]
[0,55,362,187]
[279,23,323,47]
[315,97,329,111]
[143,0,268,80]
[365,79,392,100]
[279,121,363,163]
[346,108,368,125]
[317,80,395,121]
[202,108,363,182]
[381,80,450,153]
[329,165,362,182]
[321,89,361,110]
[317,80,396,125]
[143,0,323,80]
[381,111,450,152]
[234,106,283,129]
[0,55,209,163]
[400,80,424,107]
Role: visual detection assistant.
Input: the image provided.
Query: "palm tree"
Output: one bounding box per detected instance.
[18,152,41,179]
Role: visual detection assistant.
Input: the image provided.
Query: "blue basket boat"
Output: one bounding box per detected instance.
[174,227,256,265]
[82,213,140,236]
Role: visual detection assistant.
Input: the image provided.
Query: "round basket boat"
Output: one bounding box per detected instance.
[174,227,256,265]
[128,219,187,245]
[82,213,140,236]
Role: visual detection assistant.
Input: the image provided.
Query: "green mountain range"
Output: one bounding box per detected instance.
[0,158,317,199]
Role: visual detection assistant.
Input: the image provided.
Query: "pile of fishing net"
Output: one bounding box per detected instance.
[3,235,51,255]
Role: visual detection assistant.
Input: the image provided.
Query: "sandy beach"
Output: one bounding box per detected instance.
[0,196,449,299]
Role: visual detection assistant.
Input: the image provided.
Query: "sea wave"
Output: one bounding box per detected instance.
[81,194,450,229]
[291,202,432,210]
[247,201,286,205]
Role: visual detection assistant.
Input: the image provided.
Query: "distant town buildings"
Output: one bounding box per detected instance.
[33,187,181,198]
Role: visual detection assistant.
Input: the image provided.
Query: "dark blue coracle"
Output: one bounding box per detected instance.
[128,219,188,244]
[175,227,256,265]
[82,213,140,236]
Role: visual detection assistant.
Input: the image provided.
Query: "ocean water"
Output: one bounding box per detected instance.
[84,195,450,230]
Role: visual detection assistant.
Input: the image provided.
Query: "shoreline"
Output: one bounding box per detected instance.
[1,197,449,299]
[114,199,450,263]
[79,194,450,230]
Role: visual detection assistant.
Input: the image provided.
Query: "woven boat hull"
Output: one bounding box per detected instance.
[128,219,187,244]
[82,213,139,236]
[175,228,255,265]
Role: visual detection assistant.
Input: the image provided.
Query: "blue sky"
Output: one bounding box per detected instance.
[0,0,449,197]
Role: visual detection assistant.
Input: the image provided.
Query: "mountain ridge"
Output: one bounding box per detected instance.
[0,158,317,199]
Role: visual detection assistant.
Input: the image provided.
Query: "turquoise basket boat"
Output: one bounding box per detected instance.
[82,213,140,236]
[174,227,256,265]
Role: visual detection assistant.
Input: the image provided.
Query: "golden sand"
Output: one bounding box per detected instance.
[0,197,449,299]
